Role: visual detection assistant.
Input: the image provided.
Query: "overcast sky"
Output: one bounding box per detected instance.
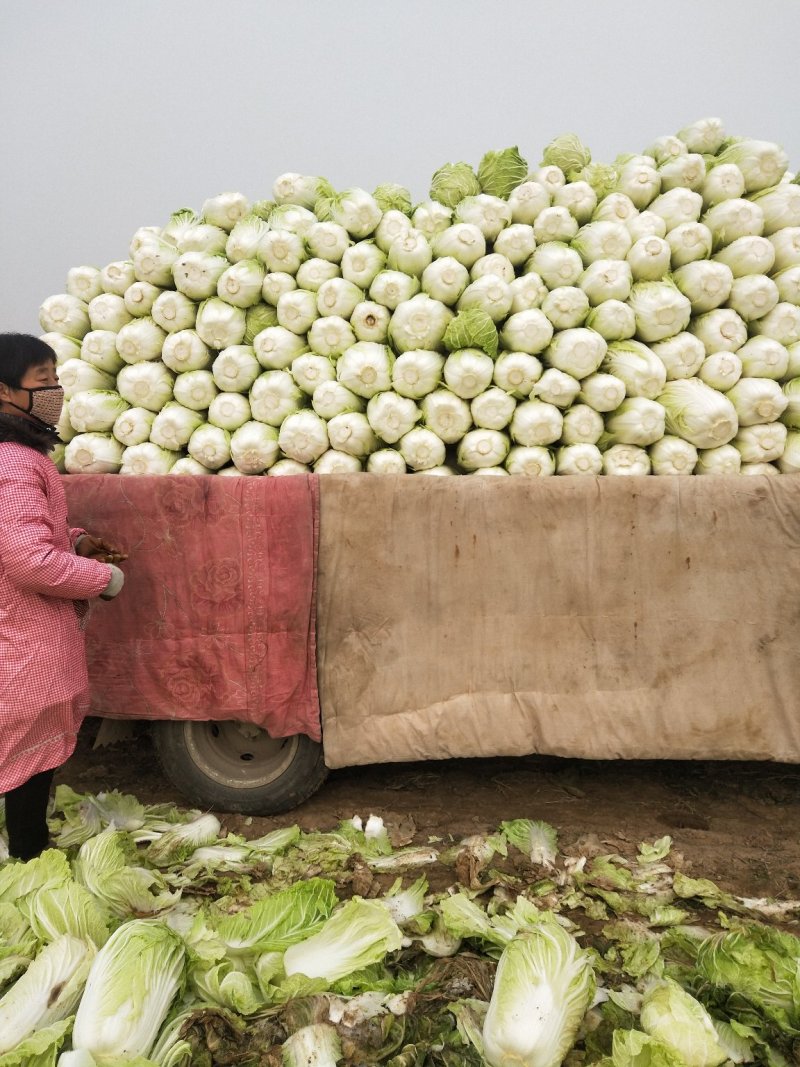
[2,0,798,330]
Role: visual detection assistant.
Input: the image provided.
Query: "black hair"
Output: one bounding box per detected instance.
[0,333,56,389]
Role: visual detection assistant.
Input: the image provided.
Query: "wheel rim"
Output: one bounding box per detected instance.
[182,721,300,790]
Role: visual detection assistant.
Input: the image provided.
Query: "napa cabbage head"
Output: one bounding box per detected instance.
[283,898,403,986]
[640,978,728,1067]
[443,307,499,358]
[71,919,186,1062]
[478,146,529,198]
[541,133,592,179]
[482,921,596,1067]
[658,379,738,448]
[430,161,481,208]
[694,923,800,1035]
[0,935,95,1053]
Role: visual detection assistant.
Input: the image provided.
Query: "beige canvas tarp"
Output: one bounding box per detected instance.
[317,475,800,768]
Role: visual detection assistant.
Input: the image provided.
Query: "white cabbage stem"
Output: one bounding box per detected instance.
[253,325,308,370]
[67,265,103,303]
[472,253,515,283]
[458,276,513,323]
[113,406,156,447]
[431,224,487,268]
[351,301,391,343]
[124,281,162,317]
[341,242,386,288]
[277,289,319,335]
[172,369,217,411]
[327,412,379,457]
[100,260,136,296]
[374,210,414,254]
[421,257,470,305]
[737,337,789,380]
[370,270,420,309]
[296,258,340,292]
[212,345,261,393]
[553,180,597,222]
[202,191,250,230]
[312,381,364,420]
[187,424,232,470]
[733,422,787,464]
[493,225,537,266]
[510,399,563,446]
[457,428,510,470]
[505,445,555,476]
[315,450,363,473]
[556,443,603,475]
[626,211,667,241]
[306,222,351,263]
[366,391,421,444]
[278,410,330,464]
[249,369,303,426]
[470,387,517,431]
[443,349,494,399]
[291,354,336,395]
[541,287,590,330]
[695,444,741,475]
[649,435,698,475]
[726,377,788,426]
[152,291,197,334]
[336,342,394,399]
[40,293,91,338]
[672,261,733,314]
[89,294,134,333]
[666,222,713,268]
[492,352,543,397]
[81,331,124,375]
[697,351,742,392]
[411,201,453,239]
[584,301,636,342]
[421,389,472,442]
[578,372,626,413]
[308,316,355,357]
[317,278,363,319]
[509,274,548,313]
[367,448,407,474]
[268,459,311,476]
[561,404,604,445]
[701,163,745,208]
[533,206,578,244]
[454,194,512,240]
[508,181,551,224]
[526,243,583,288]
[173,252,229,300]
[603,444,651,475]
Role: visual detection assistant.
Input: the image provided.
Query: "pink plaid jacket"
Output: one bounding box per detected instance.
[0,441,111,792]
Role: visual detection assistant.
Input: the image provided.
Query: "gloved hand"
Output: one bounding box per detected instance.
[99,563,125,601]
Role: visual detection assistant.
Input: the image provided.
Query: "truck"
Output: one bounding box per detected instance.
[63,471,800,814]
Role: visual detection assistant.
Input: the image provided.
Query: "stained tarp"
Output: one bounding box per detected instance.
[317,475,800,768]
[63,474,321,741]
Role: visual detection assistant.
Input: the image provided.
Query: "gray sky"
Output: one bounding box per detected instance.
[2,0,798,330]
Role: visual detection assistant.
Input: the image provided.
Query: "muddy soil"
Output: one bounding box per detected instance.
[58,719,800,902]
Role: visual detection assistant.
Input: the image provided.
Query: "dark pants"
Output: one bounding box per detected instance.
[5,768,55,860]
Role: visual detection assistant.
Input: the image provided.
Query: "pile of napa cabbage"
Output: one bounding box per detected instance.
[0,790,798,1064]
[40,119,800,479]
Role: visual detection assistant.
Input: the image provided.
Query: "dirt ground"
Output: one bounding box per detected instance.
[58,719,800,903]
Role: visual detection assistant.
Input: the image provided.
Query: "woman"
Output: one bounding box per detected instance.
[0,333,126,861]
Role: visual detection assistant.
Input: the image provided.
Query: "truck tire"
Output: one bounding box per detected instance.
[151,720,328,815]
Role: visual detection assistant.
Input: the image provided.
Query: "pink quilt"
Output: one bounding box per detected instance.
[62,474,321,741]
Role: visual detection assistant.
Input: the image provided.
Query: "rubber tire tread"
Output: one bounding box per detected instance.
[152,721,329,815]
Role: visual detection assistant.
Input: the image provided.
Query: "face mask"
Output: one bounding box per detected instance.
[7,385,65,428]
